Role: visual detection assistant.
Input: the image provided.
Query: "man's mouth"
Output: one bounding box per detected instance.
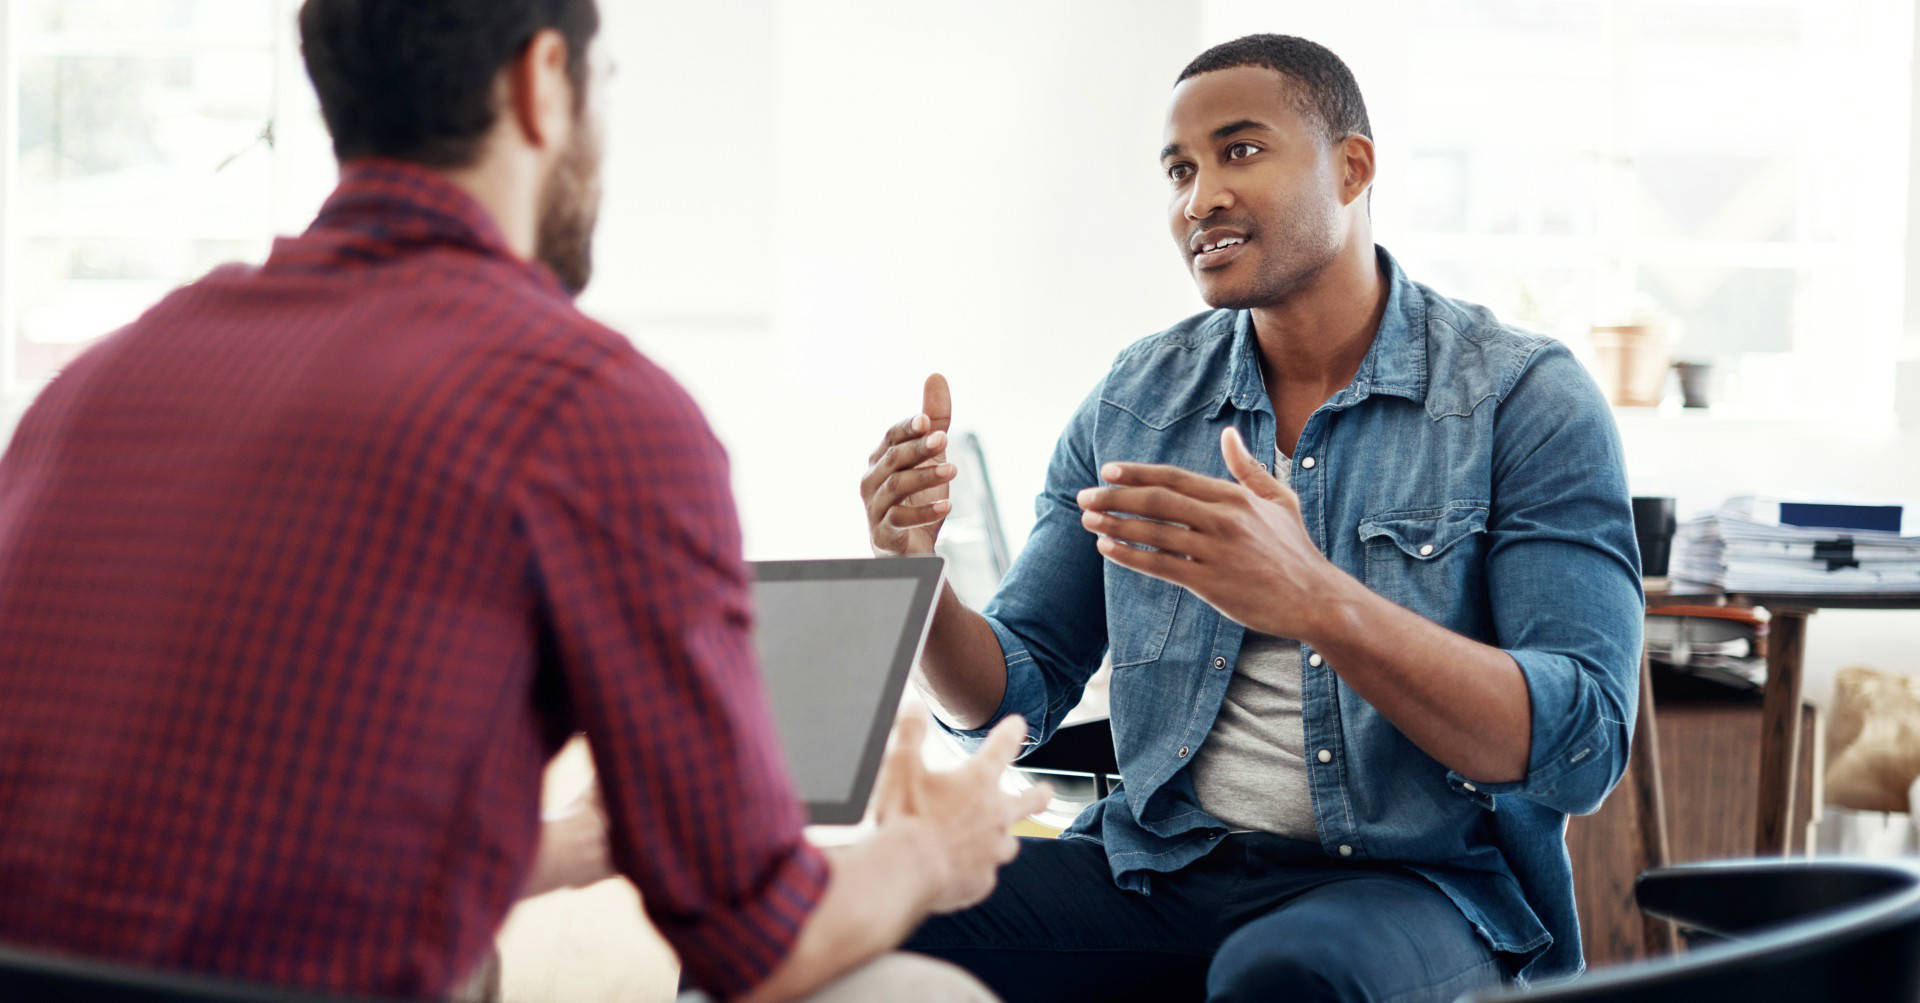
[1192,232,1250,270]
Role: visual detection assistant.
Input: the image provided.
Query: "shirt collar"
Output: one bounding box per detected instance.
[1209,245,1429,419]
[272,158,567,297]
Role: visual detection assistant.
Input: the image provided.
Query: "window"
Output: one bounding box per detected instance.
[1374,0,1914,416]
[1,0,330,398]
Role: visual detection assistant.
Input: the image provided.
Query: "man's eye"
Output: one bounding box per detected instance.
[1167,163,1194,182]
[1227,142,1261,160]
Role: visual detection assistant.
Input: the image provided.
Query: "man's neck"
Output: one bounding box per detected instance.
[439,154,540,263]
[1248,239,1388,401]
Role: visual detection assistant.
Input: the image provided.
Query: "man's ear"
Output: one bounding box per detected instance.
[503,28,575,152]
[1338,133,1376,208]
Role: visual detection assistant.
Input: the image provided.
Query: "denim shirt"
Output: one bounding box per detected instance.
[947,248,1643,982]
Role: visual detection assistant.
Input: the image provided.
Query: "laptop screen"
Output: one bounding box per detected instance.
[749,557,944,823]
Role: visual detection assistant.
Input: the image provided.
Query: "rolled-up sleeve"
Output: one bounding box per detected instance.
[515,347,826,998]
[1455,343,1643,816]
[940,383,1112,754]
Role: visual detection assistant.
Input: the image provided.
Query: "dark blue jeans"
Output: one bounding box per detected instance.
[904,833,1507,1003]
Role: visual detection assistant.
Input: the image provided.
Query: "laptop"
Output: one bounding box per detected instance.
[749,556,945,827]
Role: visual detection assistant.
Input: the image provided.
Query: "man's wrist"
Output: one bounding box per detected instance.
[1299,561,1372,652]
[849,815,947,925]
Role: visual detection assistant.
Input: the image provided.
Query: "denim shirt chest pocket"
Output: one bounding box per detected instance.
[1104,563,1183,667]
[1357,503,1488,622]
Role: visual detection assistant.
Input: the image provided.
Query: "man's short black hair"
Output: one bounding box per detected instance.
[1177,34,1372,146]
[299,0,601,167]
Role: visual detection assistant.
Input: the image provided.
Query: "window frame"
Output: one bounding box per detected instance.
[0,0,319,405]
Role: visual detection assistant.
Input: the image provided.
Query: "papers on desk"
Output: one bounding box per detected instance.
[1673,503,1920,594]
[1645,605,1767,690]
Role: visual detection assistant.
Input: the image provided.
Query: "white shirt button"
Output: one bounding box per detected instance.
[1213,656,1227,669]
[1307,652,1324,668]
[1177,745,1189,758]
[1317,749,1332,764]
[1301,456,1317,470]
[1463,782,1478,793]
[1338,844,1354,857]
[1419,543,1435,557]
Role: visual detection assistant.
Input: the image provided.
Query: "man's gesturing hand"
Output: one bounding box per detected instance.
[863,374,958,557]
[1075,426,1347,641]
[869,712,1051,914]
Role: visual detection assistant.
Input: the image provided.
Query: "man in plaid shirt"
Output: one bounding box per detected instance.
[0,1,1044,999]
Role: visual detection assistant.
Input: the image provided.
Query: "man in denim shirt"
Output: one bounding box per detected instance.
[861,35,1642,1003]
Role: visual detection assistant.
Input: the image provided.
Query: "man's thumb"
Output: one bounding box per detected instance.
[1220,427,1285,501]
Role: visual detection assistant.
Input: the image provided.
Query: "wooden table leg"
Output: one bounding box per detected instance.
[1755,608,1810,856]
[1632,651,1678,955]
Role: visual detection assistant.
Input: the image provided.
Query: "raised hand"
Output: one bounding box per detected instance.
[862,374,958,557]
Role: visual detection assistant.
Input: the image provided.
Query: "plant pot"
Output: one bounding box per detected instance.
[1590,323,1674,407]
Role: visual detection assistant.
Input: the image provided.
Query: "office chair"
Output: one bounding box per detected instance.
[0,941,419,1002]
[1461,857,1920,1002]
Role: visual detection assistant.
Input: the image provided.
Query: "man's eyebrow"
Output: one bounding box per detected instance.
[1161,119,1274,161]
[1212,119,1269,141]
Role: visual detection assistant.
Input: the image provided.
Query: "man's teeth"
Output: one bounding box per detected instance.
[1201,237,1245,253]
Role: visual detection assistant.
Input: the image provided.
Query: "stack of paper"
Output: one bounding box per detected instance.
[1672,505,1920,594]
[1644,605,1767,689]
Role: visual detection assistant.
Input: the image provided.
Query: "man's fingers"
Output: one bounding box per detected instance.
[1220,427,1288,503]
[1096,535,1201,589]
[922,374,953,433]
[870,464,956,517]
[874,712,929,819]
[972,715,1030,773]
[871,740,910,819]
[1076,485,1217,530]
[894,710,929,754]
[877,431,948,478]
[1080,511,1205,560]
[861,430,949,499]
[869,413,931,465]
[1098,461,1238,501]
[882,501,952,531]
[1014,782,1053,820]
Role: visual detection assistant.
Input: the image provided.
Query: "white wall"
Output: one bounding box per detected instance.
[580,0,1205,559]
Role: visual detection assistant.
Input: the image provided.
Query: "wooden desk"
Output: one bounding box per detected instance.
[1654,591,1920,856]
[1569,667,1819,967]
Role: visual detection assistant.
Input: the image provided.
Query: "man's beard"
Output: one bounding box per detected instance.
[535,120,603,297]
[1199,198,1344,311]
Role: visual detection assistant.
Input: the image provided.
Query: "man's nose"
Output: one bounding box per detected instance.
[1184,168,1233,221]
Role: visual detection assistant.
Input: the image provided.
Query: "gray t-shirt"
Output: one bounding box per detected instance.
[1187,452,1317,839]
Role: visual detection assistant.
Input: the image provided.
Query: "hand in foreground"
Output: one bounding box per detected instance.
[862,374,957,557]
[522,783,614,898]
[869,712,1051,914]
[1075,426,1345,640]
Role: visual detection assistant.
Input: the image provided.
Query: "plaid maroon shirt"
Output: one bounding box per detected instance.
[0,161,826,998]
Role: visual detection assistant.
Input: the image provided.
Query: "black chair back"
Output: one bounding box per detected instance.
[1462,857,1920,1002]
[0,942,413,1002]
